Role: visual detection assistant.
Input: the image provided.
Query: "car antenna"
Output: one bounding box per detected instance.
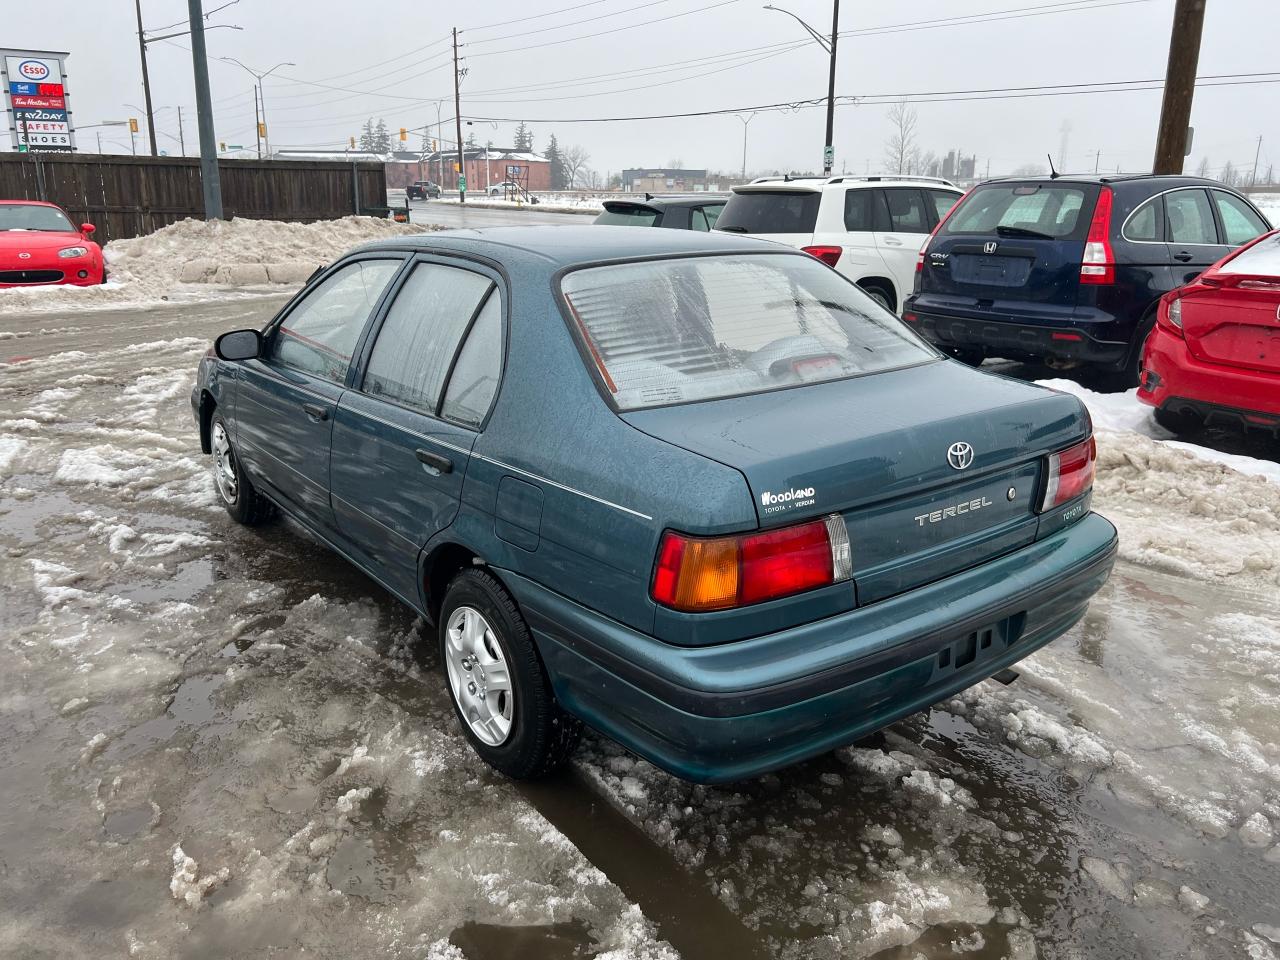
[1047,153,1060,180]
[645,192,653,201]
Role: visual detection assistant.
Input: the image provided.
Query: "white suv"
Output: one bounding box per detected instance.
[715,176,963,313]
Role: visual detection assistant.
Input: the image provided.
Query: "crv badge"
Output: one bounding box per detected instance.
[947,442,975,470]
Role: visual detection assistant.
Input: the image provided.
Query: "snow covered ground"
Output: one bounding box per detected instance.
[2,295,1278,959]
[0,216,434,316]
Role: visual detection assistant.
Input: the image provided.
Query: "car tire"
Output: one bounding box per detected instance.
[439,569,581,779]
[860,283,895,313]
[210,413,274,525]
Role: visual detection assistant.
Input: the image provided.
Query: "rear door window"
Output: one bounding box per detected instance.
[1211,190,1269,246]
[926,190,961,225]
[1124,197,1165,242]
[362,263,494,416]
[715,191,820,234]
[440,294,504,428]
[690,207,711,231]
[1164,189,1218,245]
[880,188,930,233]
[699,204,724,229]
[596,206,660,227]
[942,184,1090,240]
[270,258,401,384]
[562,253,936,410]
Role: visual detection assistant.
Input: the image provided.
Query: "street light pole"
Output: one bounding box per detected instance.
[187,0,224,219]
[764,1,839,175]
[219,58,295,161]
[737,112,757,180]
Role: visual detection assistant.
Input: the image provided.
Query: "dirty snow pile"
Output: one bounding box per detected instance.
[1038,379,1280,588]
[0,215,433,314]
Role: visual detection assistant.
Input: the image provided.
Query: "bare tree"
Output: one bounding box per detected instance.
[1195,156,1211,178]
[1010,163,1048,177]
[562,145,591,188]
[1220,161,1239,186]
[881,100,919,175]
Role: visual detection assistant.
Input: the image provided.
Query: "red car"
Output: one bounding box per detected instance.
[0,200,104,288]
[1140,229,1280,436]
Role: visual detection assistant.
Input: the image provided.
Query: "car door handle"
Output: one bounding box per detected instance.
[415,448,454,474]
[1173,250,1194,262]
[882,237,904,246]
[301,402,329,421]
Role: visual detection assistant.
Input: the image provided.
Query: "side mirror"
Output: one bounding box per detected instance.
[214,329,263,362]
[81,223,96,235]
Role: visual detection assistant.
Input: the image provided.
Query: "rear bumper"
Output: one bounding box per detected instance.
[1140,325,1280,426]
[904,306,1128,366]
[503,512,1118,783]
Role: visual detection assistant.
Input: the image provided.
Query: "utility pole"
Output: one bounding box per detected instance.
[253,87,262,159]
[453,28,465,203]
[1095,149,1101,173]
[824,0,838,176]
[187,0,223,219]
[134,0,158,156]
[737,113,756,180]
[1152,0,1206,175]
[1251,135,1263,186]
[177,106,185,155]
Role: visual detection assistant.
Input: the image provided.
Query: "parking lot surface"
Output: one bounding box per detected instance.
[2,293,1279,959]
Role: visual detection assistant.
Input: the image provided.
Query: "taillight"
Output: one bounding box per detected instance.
[802,245,842,268]
[1039,437,1096,513]
[1080,187,1115,285]
[1167,295,1183,329]
[917,189,966,274]
[652,515,852,612]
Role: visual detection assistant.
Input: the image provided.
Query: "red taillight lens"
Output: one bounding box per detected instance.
[1039,437,1096,513]
[1080,187,1115,285]
[802,245,842,268]
[652,516,852,612]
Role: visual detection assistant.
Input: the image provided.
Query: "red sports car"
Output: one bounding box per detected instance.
[0,200,104,288]
[1140,229,1280,436]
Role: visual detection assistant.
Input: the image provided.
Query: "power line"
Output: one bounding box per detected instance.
[466,0,678,44]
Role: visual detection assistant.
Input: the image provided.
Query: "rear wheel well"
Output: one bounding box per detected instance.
[199,391,216,454]
[423,542,484,625]
[857,277,898,312]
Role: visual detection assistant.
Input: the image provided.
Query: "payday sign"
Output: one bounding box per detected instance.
[3,49,76,151]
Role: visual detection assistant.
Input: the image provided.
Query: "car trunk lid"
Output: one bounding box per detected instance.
[1181,275,1280,373]
[623,361,1086,603]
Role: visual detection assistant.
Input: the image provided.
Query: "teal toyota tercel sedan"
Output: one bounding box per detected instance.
[193,226,1117,783]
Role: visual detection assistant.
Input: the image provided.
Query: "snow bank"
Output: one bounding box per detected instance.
[1250,192,1280,225]
[430,195,600,215]
[0,215,434,315]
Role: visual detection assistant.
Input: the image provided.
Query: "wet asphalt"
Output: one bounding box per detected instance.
[2,284,1279,959]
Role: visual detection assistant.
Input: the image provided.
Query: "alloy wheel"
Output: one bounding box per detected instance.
[445,605,514,746]
[211,421,239,505]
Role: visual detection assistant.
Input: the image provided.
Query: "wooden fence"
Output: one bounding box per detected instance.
[0,153,388,244]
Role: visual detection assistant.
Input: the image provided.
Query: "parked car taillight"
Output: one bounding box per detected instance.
[1159,291,1185,334]
[652,515,852,612]
[1039,437,1096,513]
[801,245,842,268]
[1080,187,1115,285]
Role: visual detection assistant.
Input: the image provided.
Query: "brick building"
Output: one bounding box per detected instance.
[419,147,551,192]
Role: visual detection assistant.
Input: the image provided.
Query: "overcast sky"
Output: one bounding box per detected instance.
[5,0,1278,180]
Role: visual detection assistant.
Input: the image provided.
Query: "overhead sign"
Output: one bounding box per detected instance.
[2,49,76,151]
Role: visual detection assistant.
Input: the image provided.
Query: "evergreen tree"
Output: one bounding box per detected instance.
[373,118,391,153]
[465,130,477,148]
[513,122,533,152]
[546,133,565,190]
[358,118,376,152]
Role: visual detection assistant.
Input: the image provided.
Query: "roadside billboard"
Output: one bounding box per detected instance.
[2,49,76,151]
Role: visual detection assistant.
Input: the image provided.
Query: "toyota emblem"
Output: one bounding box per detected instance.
[983,241,998,255]
[17,252,32,259]
[947,441,975,470]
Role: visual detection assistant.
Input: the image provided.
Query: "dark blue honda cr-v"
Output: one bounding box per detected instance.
[904,176,1271,385]
[193,226,1117,784]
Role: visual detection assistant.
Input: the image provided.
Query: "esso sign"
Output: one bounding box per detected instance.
[17,60,51,81]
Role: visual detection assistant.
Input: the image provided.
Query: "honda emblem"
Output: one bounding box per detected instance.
[983,241,998,255]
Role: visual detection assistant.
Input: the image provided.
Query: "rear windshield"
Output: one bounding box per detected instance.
[561,254,937,410]
[595,205,660,227]
[715,191,820,235]
[0,204,75,232]
[1219,231,1280,276]
[942,183,1091,240]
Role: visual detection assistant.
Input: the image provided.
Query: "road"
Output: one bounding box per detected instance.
[2,294,1279,959]
[407,197,594,228]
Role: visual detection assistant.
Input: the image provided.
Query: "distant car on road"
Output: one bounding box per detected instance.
[715,176,963,313]
[0,200,104,288]
[905,175,1271,384]
[193,226,1115,784]
[406,180,441,200]
[1139,228,1280,437]
[594,194,727,231]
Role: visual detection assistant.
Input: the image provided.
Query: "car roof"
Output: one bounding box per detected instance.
[734,175,960,194]
[604,194,728,210]
[355,224,793,267]
[978,173,1226,189]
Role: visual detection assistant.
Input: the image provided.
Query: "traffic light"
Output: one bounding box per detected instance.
[128,118,139,133]
[349,136,356,149]
[399,127,407,142]
[432,139,437,151]
[258,122,266,138]
[219,141,226,152]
